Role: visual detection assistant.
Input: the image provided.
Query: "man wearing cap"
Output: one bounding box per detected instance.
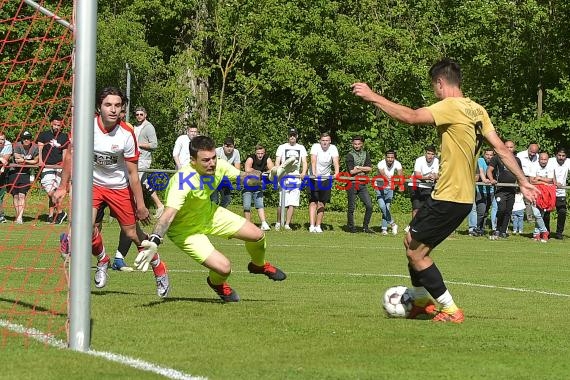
[37,114,70,224]
[211,136,241,208]
[274,127,308,230]
[8,131,39,224]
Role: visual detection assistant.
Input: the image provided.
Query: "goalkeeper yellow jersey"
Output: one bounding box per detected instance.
[426,97,495,204]
[165,159,240,236]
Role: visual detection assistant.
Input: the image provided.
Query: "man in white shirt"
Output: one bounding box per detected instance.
[545,147,570,239]
[409,146,439,219]
[211,137,241,207]
[308,132,339,233]
[376,149,403,235]
[172,125,199,169]
[517,143,539,221]
[275,127,307,230]
[529,152,553,241]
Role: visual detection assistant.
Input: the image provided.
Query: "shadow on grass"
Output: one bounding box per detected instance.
[142,297,272,307]
[92,290,137,296]
[0,296,67,317]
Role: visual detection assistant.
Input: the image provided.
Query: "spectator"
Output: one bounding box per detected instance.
[275,128,307,230]
[407,146,439,225]
[0,134,13,223]
[487,140,522,239]
[242,144,273,231]
[375,149,402,235]
[119,109,133,129]
[529,152,553,242]
[308,132,339,233]
[37,114,70,224]
[471,148,497,236]
[345,135,374,233]
[545,147,570,239]
[8,131,39,224]
[211,137,241,208]
[511,192,525,235]
[173,125,199,169]
[133,107,164,218]
[517,143,539,221]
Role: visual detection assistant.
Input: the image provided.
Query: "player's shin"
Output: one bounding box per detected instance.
[245,234,266,266]
[92,227,107,262]
[408,263,430,305]
[208,269,230,285]
[418,263,458,313]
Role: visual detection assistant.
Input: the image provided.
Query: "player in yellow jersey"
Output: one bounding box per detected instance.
[134,135,295,302]
[352,58,539,323]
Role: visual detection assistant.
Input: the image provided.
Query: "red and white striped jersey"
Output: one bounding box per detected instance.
[93,116,139,189]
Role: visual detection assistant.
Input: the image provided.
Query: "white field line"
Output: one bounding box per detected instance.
[215,240,570,254]
[167,268,570,298]
[0,319,206,380]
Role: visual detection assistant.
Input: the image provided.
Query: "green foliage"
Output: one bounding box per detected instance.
[0,1,73,138]
[5,0,570,168]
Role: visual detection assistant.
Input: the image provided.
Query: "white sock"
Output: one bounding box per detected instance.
[436,290,457,312]
[115,251,124,259]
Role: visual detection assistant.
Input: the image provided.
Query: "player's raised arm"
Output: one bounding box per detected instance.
[351,82,435,126]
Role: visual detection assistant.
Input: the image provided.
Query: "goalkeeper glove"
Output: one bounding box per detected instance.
[268,156,298,182]
[134,234,162,272]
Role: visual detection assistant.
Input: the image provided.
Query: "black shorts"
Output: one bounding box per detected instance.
[410,187,433,210]
[308,178,332,203]
[8,172,32,195]
[410,196,472,248]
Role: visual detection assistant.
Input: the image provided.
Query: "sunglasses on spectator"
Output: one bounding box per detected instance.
[136,113,145,116]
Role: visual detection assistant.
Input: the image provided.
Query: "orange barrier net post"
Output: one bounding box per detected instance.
[0,0,73,347]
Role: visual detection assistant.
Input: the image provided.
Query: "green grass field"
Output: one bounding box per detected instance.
[1,209,570,379]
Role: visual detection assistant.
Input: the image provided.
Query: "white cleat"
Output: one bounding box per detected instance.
[94,260,109,288]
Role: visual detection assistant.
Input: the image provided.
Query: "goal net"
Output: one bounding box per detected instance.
[0,0,73,346]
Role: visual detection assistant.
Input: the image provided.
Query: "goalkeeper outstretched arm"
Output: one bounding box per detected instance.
[238,169,264,188]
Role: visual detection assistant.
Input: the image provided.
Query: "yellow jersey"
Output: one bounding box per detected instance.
[427,97,495,204]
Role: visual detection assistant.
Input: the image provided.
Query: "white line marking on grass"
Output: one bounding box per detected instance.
[300,272,570,298]
[167,269,570,298]
[0,319,206,380]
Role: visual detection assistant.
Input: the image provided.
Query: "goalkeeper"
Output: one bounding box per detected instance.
[136,135,294,302]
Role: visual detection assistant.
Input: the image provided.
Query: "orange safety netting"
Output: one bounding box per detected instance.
[0,0,73,347]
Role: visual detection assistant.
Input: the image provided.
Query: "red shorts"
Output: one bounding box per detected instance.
[92,185,137,225]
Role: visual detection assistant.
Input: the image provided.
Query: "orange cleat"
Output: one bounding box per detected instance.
[407,299,438,320]
[432,308,465,323]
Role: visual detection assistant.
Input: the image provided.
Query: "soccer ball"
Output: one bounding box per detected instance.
[382,286,413,318]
